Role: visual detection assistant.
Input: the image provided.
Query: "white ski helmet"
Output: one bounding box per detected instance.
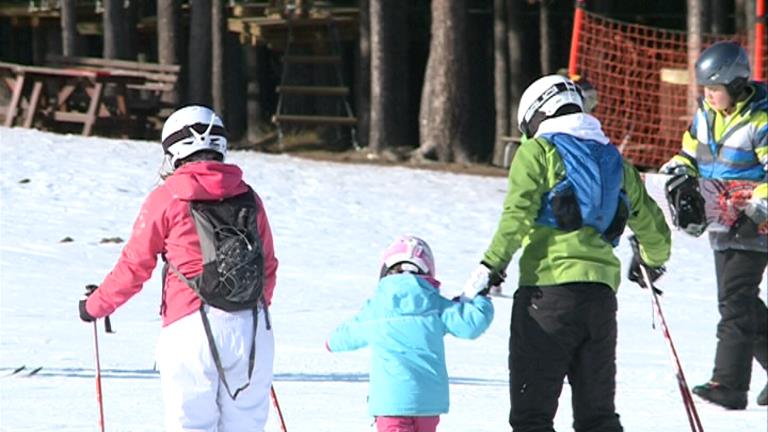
[380,235,435,278]
[161,105,228,167]
[517,74,584,137]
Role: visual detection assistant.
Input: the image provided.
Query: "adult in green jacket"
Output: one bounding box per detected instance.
[464,74,671,432]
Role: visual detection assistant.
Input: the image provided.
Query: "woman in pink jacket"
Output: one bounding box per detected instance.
[78,105,279,432]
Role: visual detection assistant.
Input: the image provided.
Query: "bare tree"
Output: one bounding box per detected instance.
[60,0,77,56]
[102,0,122,58]
[503,0,527,165]
[687,0,702,115]
[157,0,180,104]
[418,0,472,162]
[123,0,138,59]
[188,0,213,105]
[355,0,371,148]
[539,0,552,75]
[710,0,729,34]
[369,0,409,152]
[738,0,757,67]
[212,0,226,117]
[493,0,509,166]
[244,46,268,143]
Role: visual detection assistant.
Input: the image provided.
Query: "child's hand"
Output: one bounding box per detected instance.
[463,262,504,299]
[463,264,490,299]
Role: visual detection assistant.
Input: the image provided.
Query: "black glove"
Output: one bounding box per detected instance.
[664,175,707,237]
[628,236,665,294]
[79,284,98,323]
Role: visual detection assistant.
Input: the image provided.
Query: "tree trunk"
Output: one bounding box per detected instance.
[245,45,269,144]
[539,0,551,75]
[744,0,757,67]
[369,0,409,152]
[493,0,509,166]
[188,0,213,105]
[355,0,371,148]
[710,0,729,34]
[60,0,77,56]
[225,33,246,142]
[467,6,494,162]
[505,0,527,164]
[700,0,711,36]
[212,0,226,117]
[102,0,122,58]
[734,0,747,34]
[157,0,180,105]
[418,0,471,162]
[687,0,702,116]
[123,0,138,59]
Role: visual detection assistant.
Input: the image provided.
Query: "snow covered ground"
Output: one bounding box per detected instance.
[0,126,766,432]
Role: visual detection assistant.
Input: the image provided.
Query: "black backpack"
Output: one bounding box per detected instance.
[163,188,268,399]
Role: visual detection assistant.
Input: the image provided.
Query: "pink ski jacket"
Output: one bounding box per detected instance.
[85,161,278,327]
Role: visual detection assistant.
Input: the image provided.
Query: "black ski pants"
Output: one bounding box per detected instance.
[712,249,768,391]
[508,283,623,432]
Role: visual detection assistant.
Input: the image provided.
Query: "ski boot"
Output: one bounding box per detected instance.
[692,381,747,410]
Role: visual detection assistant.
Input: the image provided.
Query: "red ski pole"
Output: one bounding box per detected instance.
[270,385,288,432]
[638,264,704,432]
[93,320,106,432]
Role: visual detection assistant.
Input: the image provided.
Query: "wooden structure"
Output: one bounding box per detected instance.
[228,4,360,147]
[0,1,361,144]
[0,54,180,136]
[0,61,148,135]
[45,55,180,125]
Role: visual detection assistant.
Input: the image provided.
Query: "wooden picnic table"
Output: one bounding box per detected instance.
[0,62,147,136]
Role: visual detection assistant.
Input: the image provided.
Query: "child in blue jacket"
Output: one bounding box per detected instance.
[327,235,494,432]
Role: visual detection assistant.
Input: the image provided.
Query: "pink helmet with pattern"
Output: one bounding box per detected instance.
[380,235,435,278]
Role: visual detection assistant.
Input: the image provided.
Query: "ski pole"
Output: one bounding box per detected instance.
[270,385,288,432]
[638,263,704,432]
[93,320,106,432]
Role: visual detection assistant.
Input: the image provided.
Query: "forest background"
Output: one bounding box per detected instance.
[0,0,762,166]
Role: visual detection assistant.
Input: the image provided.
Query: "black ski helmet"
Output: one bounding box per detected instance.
[695,41,751,100]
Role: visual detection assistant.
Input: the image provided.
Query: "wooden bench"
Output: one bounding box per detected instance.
[45,55,180,128]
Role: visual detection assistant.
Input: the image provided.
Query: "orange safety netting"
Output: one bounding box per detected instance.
[574,11,768,169]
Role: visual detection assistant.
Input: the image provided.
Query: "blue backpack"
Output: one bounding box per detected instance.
[536,133,630,246]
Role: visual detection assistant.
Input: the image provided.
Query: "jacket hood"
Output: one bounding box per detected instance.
[536,113,610,144]
[375,273,442,315]
[163,161,249,201]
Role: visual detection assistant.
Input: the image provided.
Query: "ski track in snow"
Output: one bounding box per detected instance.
[0,127,766,431]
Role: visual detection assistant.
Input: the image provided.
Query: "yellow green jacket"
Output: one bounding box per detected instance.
[483,114,671,291]
[668,81,767,251]
[670,82,768,198]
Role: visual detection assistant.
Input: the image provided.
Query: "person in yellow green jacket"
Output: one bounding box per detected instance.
[463,74,671,432]
[660,41,768,410]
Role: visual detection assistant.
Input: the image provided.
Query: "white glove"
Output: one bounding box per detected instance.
[463,264,491,300]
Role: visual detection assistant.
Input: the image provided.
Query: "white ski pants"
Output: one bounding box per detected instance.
[156,306,274,432]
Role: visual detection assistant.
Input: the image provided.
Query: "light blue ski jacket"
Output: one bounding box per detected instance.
[327,273,494,416]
